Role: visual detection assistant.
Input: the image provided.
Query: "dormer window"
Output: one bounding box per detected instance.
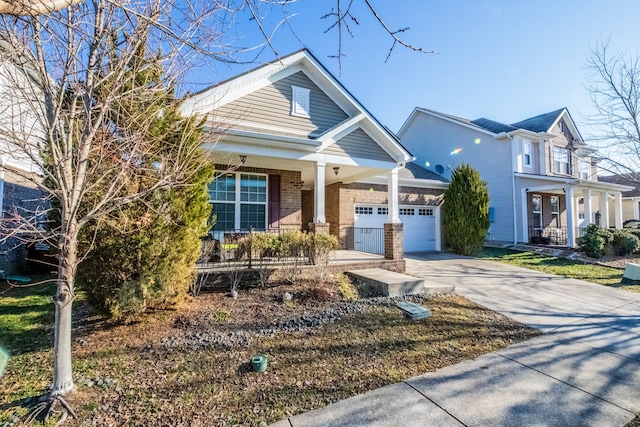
[552,147,570,175]
[291,85,310,118]
[522,140,531,166]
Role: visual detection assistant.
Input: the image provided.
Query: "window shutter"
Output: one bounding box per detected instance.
[268,174,281,230]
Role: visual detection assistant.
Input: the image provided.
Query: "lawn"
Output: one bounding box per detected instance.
[0,275,540,426]
[479,247,640,292]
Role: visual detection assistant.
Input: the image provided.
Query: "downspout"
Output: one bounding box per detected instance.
[508,134,518,244]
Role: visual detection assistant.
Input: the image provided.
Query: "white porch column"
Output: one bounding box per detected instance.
[313,161,326,223]
[565,186,576,247]
[584,189,593,225]
[387,167,401,223]
[634,198,640,220]
[599,191,609,228]
[614,192,623,229]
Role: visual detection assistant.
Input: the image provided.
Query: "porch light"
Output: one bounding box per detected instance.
[239,155,247,164]
[333,166,340,176]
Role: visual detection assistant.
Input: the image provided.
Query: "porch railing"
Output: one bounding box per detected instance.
[528,226,567,246]
[353,227,384,255]
[199,228,288,268]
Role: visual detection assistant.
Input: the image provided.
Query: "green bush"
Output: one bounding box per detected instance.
[578,224,612,258]
[610,229,639,256]
[442,164,490,256]
[308,233,338,281]
[277,230,309,284]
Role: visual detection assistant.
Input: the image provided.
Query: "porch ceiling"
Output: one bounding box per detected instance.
[212,151,387,190]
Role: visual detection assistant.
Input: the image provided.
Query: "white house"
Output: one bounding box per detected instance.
[398,107,633,247]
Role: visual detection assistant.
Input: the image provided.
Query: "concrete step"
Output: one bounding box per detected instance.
[346,268,455,297]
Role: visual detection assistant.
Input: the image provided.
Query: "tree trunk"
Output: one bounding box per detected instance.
[50,227,78,397]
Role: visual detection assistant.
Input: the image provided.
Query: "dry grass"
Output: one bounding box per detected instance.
[1,278,540,426]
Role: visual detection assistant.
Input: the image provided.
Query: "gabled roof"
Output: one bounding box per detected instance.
[599,173,640,198]
[470,118,515,134]
[510,108,566,133]
[181,49,412,164]
[401,162,449,182]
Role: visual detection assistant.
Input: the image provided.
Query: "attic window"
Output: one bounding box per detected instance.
[291,85,310,118]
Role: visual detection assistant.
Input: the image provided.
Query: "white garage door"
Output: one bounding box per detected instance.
[353,204,439,253]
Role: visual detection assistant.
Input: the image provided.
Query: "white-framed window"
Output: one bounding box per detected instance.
[377,207,388,215]
[418,208,434,216]
[552,147,570,175]
[550,196,560,227]
[532,195,542,229]
[579,161,590,180]
[522,140,532,166]
[399,208,415,216]
[355,206,373,215]
[291,85,310,118]
[209,172,268,231]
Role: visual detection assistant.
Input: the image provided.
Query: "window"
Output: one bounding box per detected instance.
[552,147,570,175]
[291,85,310,118]
[522,140,531,167]
[418,208,434,216]
[355,206,373,215]
[209,173,267,231]
[579,161,590,180]
[377,207,388,215]
[399,208,415,216]
[550,196,560,227]
[532,195,542,229]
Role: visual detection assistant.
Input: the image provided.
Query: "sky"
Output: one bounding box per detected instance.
[188,0,640,140]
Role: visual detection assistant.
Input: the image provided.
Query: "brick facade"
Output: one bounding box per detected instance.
[384,223,404,260]
[526,192,567,232]
[1,167,48,273]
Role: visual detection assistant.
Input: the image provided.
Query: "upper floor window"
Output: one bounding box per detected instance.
[579,161,590,180]
[522,140,532,167]
[291,85,310,118]
[552,147,570,175]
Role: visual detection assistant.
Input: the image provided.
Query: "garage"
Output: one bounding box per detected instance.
[353,203,440,253]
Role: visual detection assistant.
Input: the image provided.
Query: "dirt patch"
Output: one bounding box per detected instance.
[2,278,540,426]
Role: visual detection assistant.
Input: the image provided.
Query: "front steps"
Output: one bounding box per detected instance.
[346,268,455,297]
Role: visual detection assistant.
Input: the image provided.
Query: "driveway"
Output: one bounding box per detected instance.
[271,253,640,427]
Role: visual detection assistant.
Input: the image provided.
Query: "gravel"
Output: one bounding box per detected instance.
[161,294,432,350]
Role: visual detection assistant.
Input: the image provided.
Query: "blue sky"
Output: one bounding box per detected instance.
[191,1,640,138]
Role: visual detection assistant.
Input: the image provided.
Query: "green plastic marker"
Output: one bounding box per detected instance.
[0,346,8,378]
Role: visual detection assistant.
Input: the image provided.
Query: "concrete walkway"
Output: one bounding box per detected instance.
[271,253,640,427]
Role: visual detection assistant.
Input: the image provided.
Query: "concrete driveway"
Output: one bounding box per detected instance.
[272,253,640,427]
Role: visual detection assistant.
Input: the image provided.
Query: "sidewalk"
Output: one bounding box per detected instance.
[270,253,640,426]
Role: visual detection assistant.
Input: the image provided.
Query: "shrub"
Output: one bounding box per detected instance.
[442,164,490,256]
[247,232,278,287]
[278,230,309,284]
[335,274,358,300]
[578,224,612,258]
[610,229,639,256]
[308,233,338,282]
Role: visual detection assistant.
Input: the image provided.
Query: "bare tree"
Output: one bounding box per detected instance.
[586,41,640,180]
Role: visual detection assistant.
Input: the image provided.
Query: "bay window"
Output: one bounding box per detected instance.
[209,172,267,232]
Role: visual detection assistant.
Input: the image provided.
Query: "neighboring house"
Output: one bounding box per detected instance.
[398,107,632,247]
[598,174,640,221]
[0,43,48,273]
[180,50,448,262]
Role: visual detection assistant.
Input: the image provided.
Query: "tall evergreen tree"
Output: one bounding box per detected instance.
[442,164,490,256]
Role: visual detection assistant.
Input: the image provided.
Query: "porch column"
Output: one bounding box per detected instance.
[313,161,326,223]
[387,167,401,224]
[385,167,403,260]
[634,198,640,220]
[584,189,593,225]
[565,186,576,247]
[599,191,610,228]
[614,192,623,229]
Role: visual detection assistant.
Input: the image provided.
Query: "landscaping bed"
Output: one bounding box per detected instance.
[1,277,540,426]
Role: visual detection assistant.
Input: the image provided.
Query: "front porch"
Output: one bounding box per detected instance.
[521,178,633,247]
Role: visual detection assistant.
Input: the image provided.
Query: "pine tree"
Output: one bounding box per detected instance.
[442,164,490,256]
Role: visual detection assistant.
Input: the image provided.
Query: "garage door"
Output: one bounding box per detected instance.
[353,204,439,253]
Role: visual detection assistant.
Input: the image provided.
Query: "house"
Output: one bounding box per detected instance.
[398,107,633,247]
[180,50,448,266]
[0,43,48,273]
[598,173,640,221]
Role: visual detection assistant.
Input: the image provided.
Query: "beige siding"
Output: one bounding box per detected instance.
[321,128,394,162]
[214,71,348,137]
